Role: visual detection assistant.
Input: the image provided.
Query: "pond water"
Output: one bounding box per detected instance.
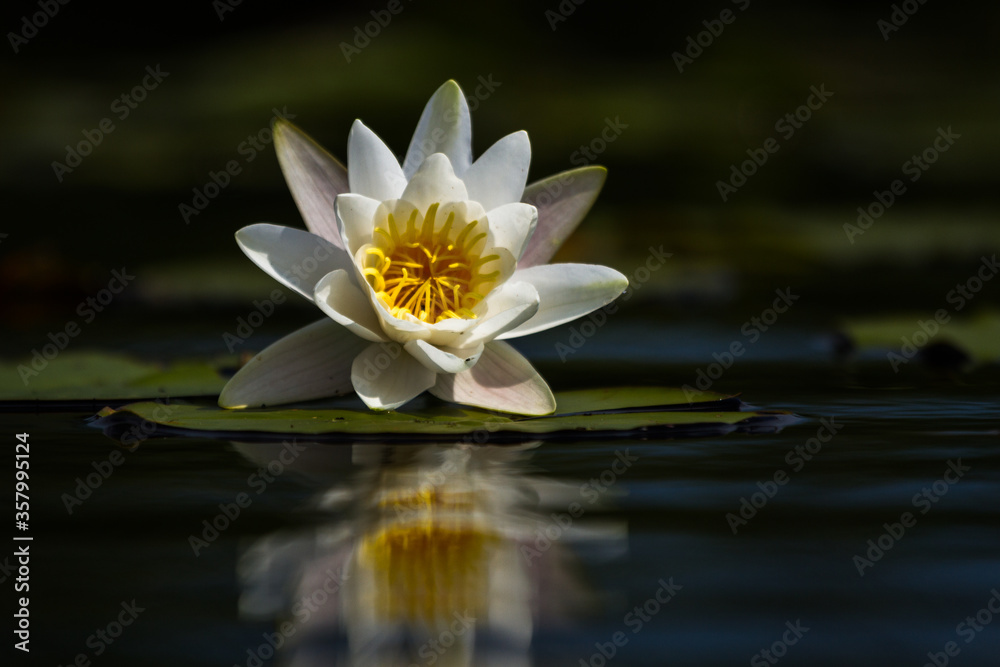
[5,2,999,664]
[8,324,999,667]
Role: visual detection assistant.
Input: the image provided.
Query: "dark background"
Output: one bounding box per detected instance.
[3,3,1000,666]
[3,0,998,355]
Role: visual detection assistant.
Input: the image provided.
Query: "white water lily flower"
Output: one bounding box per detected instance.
[220,80,627,415]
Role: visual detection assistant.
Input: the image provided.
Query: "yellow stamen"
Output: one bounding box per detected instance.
[361,205,501,323]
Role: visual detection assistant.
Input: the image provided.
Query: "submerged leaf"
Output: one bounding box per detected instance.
[0,352,227,401]
[842,310,1000,364]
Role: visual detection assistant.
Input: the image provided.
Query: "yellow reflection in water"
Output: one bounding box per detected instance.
[359,490,499,625]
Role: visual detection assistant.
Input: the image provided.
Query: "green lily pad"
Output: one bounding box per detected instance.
[92,387,796,443]
[842,310,1000,363]
[551,386,738,413]
[0,352,227,402]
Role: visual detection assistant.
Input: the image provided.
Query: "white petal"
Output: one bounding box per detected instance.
[400,154,468,212]
[404,339,483,374]
[460,281,540,348]
[219,319,368,408]
[497,264,628,339]
[462,131,531,211]
[235,224,354,301]
[347,120,407,202]
[403,80,472,179]
[335,193,380,256]
[419,316,478,349]
[314,269,387,343]
[519,166,607,268]
[430,341,555,415]
[351,342,436,410]
[273,119,350,248]
[484,202,537,262]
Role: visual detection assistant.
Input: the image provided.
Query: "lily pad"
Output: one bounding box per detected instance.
[0,352,227,403]
[841,310,1000,364]
[92,387,796,443]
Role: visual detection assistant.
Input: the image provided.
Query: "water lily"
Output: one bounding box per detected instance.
[219,80,627,415]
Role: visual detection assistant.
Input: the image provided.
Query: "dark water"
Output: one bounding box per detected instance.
[4,1,998,663]
[7,342,999,667]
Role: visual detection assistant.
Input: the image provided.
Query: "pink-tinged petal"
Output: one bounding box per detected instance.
[314,269,387,343]
[519,166,607,268]
[462,131,531,211]
[347,119,407,202]
[430,340,556,415]
[351,342,437,410]
[403,80,472,179]
[219,319,368,408]
[403,339,483,374]
[497,264,628,339]
[273,119,349,247]
[235,224,354,301]
[484,202,537,262]
[399,153,468,212]
[334,193,380,256]
[460,280,539,348]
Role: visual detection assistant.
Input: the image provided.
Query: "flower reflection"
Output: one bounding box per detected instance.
[233,441,624,666]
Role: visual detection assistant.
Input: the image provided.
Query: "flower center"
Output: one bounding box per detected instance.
[362,203,499,323]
